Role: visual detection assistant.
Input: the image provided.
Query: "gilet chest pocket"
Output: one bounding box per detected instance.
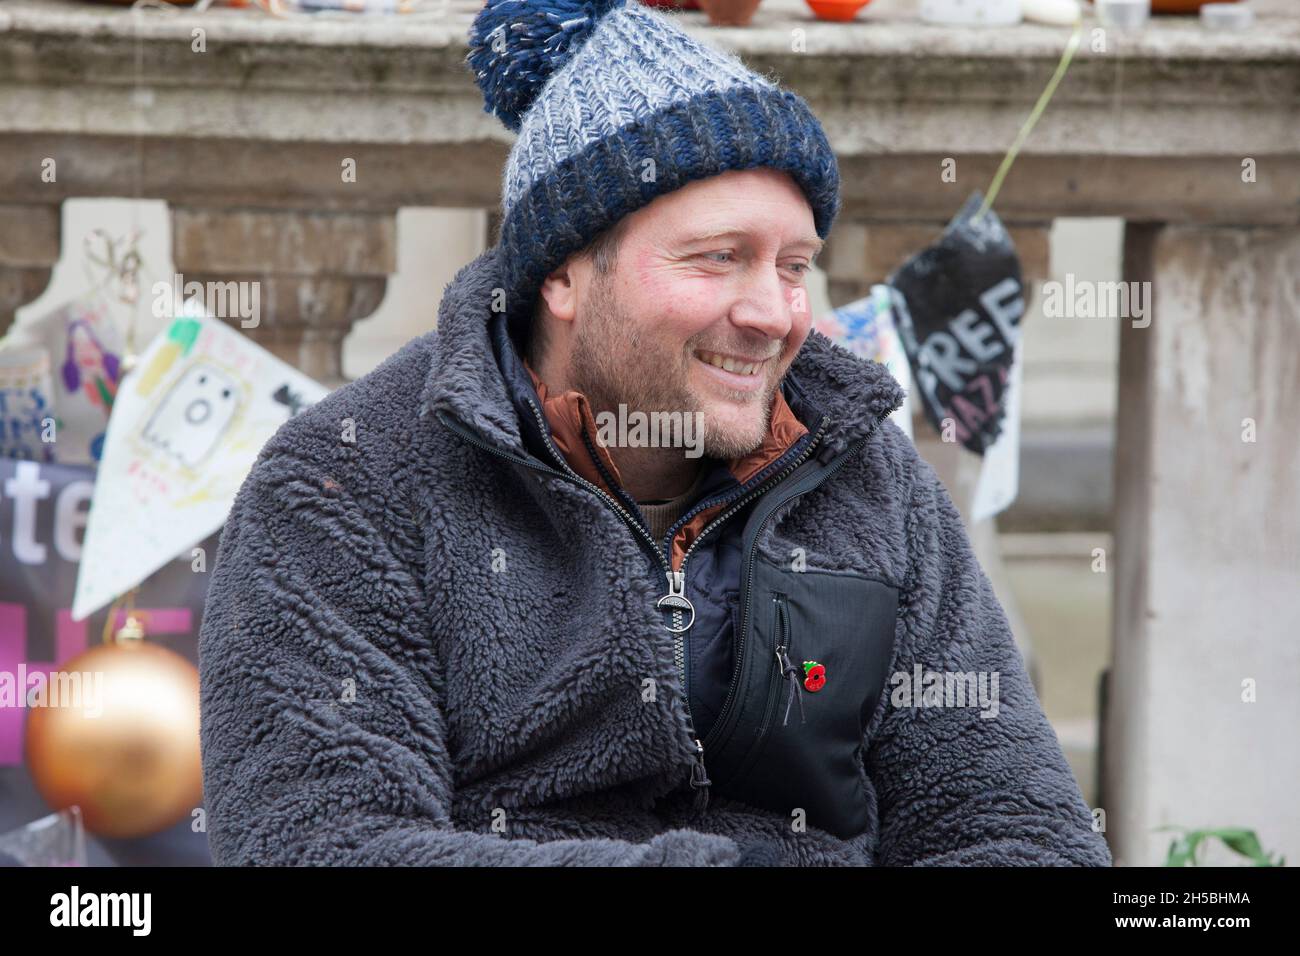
[710,554,898,839]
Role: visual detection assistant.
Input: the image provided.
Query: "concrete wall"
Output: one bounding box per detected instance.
[1106,222,1300,866]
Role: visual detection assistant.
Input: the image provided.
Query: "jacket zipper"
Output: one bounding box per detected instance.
[701,407,895,757]
[774,599,805,729]
[756,595,790,750]
[733,594,801,788]
[660,416,827,814]
[437,400,826,815]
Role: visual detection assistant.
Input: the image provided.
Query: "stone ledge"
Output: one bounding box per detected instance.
[2,0,1296,60]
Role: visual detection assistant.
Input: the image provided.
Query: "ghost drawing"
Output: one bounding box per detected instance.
[141,363,241,470]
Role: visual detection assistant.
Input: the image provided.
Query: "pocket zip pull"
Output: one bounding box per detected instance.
[689,737,711,816]
[775,643,807,727]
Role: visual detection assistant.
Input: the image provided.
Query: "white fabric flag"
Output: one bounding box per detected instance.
[72,299,329,621]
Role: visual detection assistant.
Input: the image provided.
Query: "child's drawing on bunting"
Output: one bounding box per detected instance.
[71,298,331,622]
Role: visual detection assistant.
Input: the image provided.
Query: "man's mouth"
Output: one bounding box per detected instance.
[692,348,774,395]
[694,349,768,377]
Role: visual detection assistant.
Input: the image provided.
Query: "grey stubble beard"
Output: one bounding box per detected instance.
[568,270,781,461]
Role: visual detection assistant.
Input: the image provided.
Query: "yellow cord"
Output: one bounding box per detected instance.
[975,16,1086,223]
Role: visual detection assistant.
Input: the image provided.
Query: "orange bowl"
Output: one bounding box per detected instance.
[805,0,872,22]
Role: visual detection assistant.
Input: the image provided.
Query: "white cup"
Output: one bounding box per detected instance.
[919,0,1024,26]
[1095,0,1152,30]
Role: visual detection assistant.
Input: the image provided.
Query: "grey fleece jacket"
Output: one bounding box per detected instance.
[197,245,1112,867]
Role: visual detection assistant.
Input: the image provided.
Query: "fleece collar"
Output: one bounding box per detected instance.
[420,245,906,468]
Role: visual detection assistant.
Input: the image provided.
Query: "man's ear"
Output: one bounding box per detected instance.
[538,257,584,325]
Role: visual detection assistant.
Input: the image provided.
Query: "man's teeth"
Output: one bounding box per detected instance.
[697,351,762,376]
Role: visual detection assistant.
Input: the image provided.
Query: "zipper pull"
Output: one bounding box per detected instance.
[689,737,711,816]
[777,645,807,727]
[657,570,695,633]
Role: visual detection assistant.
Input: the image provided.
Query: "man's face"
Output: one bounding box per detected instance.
[559,168,822,460]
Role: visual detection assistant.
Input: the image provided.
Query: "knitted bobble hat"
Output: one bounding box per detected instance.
[466,0,842,339]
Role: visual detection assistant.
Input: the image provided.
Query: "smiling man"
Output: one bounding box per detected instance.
[197,0,1111,867]
[530,168,818,498]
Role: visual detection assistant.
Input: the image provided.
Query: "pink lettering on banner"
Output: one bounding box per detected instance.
[0,604,193,766]
[127,458,171,500]
[0,603,31,765]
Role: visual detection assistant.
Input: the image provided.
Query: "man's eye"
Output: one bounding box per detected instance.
[702,251,732,263]
[784,262,810,276]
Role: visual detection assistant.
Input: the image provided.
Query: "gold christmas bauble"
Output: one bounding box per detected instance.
[24,637,203,839]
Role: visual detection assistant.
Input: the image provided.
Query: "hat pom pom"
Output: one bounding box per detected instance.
[467,0,626,133]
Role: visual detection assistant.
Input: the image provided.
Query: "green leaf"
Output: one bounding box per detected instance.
[1159,827,1285,867]
[1211,829,1267,864]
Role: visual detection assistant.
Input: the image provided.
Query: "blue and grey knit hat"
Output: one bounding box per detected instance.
[466,0,842,338]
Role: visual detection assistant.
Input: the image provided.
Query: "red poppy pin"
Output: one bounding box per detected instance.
[803,660,826,692]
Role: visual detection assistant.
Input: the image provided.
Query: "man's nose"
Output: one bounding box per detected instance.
[728,265,794,344]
